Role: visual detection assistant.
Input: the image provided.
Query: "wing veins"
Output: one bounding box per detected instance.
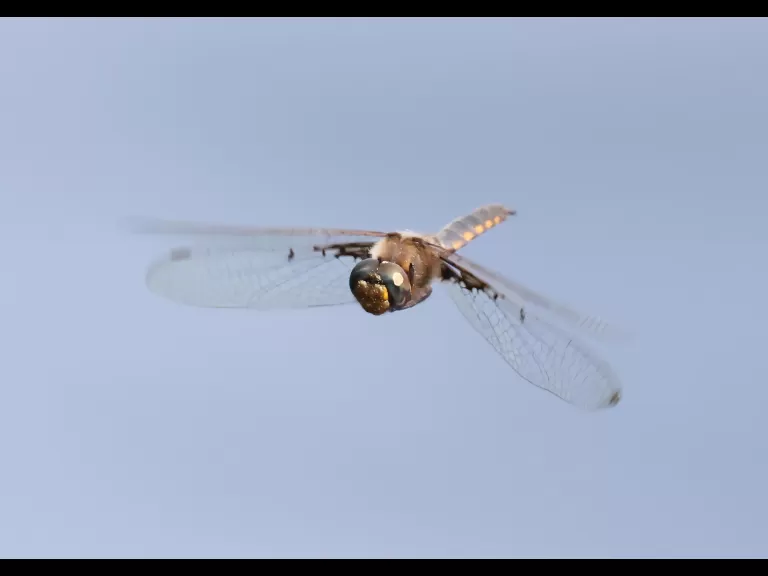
[435,249,622,410]
[426,239,626,343]
[145,239,375,310]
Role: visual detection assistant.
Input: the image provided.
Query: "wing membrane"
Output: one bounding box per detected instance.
[146,246,367,309]
[131,218,383,309]
[433,246,624,410]
[127,216,387,247]
[444,280,622,410]
[442,250,628,343]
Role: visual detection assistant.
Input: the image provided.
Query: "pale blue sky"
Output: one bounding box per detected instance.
[1,17,767,558]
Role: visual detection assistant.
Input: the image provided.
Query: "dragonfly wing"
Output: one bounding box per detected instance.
[434,248,624,410]
[127,216,388,247]
[132,218,385,309]
[147,245,372,309]
[440,250,629,343]
[443,279,622,410]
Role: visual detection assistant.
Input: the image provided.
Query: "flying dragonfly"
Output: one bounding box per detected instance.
[133,204,624,410]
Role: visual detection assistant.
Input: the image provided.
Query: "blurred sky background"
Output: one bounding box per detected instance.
[1,17,767,558]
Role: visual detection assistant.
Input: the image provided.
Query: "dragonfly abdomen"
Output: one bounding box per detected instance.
[435,204,515,252]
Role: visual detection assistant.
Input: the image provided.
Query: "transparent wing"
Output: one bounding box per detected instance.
[130,218,385,309]
[444,279,622,410]
[146,245,368,309]
[443,250,629,343]
[432,247,624,410]
[126,216,388,248]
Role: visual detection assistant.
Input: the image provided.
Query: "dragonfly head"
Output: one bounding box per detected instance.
[349,258,412,315]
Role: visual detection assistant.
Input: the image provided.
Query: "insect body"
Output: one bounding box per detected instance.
[134,204,624,410]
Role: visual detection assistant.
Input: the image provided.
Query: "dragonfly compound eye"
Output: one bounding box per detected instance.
[376,261,412,310]
[349,258,411,315]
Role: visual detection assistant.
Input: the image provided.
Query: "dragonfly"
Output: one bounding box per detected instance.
[133,204,624,410]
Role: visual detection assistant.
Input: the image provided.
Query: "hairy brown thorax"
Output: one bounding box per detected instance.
[370,233,442,297]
